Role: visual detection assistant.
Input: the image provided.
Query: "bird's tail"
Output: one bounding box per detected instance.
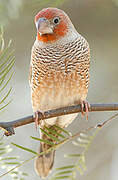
[34,128,55,178]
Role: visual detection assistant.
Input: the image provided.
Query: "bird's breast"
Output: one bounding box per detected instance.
[31,69,87,112]
[31,36,89,113]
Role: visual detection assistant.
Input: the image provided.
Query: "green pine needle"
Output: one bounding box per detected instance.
[0,46,10,62]
[11,143,38,155]
[56,165,75,171]
[0,100,12,111]
[55,170,73,176]
[30,136,54,146]
[45,126,65,139]
[0,157,18,161]
[40,128,60,142]
[0,56,15,76]
[0,87,12,104]
[53,125,70,136]
[21,172,28,176]
[0,71,14,93]
[2,162,20,165]
[64,154,82,158]
[0,28,15,112]
[0,50,14,69]
[51,176,71,179]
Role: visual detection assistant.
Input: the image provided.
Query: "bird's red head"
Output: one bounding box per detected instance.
[35,8,72,43]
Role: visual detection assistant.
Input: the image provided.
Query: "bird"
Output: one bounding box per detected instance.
[29,7,90,178]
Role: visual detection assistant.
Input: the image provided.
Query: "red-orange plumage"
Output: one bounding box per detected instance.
[35,8,68,42]
[35,8,67,23]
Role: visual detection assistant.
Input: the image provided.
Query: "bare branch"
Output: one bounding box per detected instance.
[1,103,118,136]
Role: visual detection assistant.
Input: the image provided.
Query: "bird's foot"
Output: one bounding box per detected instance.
[34,110,44,130]
[4,127,15,136]
[80,100,90,120]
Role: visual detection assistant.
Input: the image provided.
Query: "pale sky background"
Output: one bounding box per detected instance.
[0,0,118,179]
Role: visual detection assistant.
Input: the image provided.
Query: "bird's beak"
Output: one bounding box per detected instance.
[36,18,53,35]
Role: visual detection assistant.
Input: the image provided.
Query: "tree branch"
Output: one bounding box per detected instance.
[1,103,118,136]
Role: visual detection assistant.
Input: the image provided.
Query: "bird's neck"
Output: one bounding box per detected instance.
[37,33,60,43]
[36,29,79,46]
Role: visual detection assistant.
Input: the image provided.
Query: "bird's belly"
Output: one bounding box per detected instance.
[41,88,80,110]
[40,86,81,127]
[32,72,87,127]
[45,113,78,127]
[37,87,79,127]
[32,84,87,127]
[34,82,86,111]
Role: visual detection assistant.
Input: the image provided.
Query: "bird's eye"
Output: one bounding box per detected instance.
[53,17,60,25]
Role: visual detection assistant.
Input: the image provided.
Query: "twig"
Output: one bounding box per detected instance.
[1,111,118,178]
[0,103,118,136]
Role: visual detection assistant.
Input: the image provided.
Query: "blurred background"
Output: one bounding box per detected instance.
[0,0,118,179]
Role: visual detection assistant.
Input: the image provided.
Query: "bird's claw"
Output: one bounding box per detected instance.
[34,111,44,130]
[80,100,90,120]
[4,127,15,136]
